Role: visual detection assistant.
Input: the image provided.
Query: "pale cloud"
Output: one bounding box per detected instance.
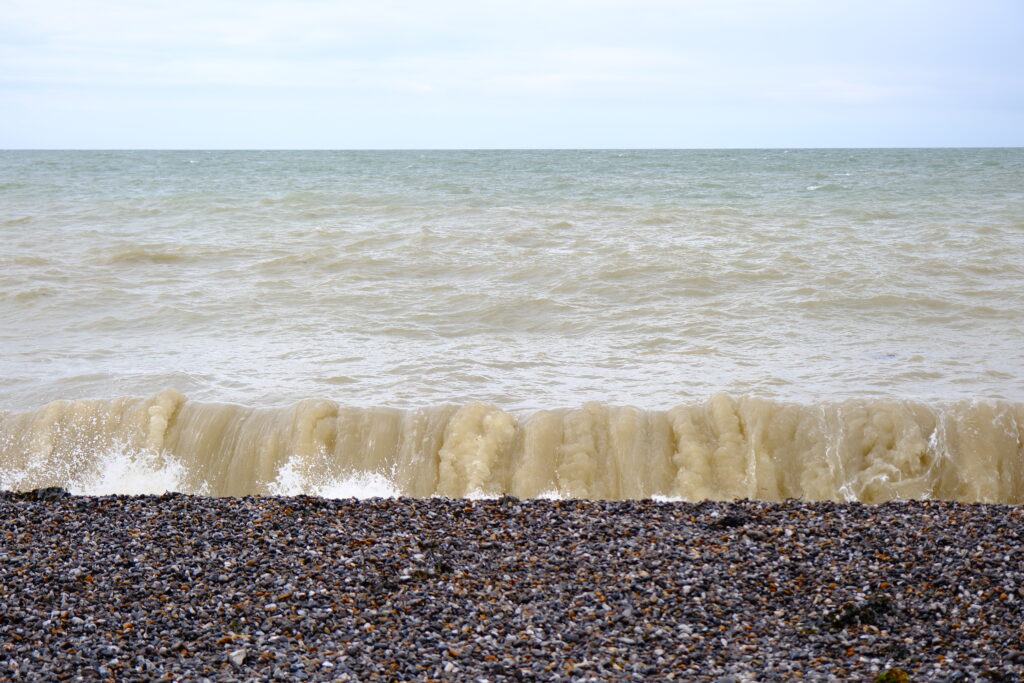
[800,80,918,105]
[1,0,1021,147]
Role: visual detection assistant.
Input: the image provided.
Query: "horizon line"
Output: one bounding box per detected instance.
[3,145,1023,153]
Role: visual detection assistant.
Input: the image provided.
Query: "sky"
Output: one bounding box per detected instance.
[1,0,1022,149]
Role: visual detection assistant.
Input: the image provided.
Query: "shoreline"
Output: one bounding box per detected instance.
[1,493,1021,680]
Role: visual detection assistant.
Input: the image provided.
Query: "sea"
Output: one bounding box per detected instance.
[1,149,1022,502]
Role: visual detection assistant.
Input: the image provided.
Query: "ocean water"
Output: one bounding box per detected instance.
[1,149,1023,501]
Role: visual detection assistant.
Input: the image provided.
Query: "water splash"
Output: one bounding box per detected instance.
[269,454,399,499]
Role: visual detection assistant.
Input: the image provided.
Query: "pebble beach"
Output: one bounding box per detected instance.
[1,492,1022,681]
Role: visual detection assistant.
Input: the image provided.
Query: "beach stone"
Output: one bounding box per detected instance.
[2,487,71,501]
[0,494,1020,680]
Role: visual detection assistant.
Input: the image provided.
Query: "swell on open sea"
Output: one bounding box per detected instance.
[1,149,1022,502]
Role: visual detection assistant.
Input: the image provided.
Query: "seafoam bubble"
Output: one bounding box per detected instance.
[0,439,183,496]
[269,455,399,499]
[652,494,684,503]
[69,447,192,496]
[317,472,400,500]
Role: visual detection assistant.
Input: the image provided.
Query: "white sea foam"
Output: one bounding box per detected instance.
[68,448,192,497]
[0,442,193,497]
[317,473,401,499]
[270,455,400,499]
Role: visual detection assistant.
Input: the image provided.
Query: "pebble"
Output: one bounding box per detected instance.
[0,492,1021,680]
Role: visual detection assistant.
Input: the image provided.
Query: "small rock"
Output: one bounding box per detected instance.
[875,669,909,683]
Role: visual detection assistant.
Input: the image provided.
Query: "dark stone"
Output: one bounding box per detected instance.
[3,487,72,501]
[708,514,748,529]
[821,595,893,630]
[878,641,910,658]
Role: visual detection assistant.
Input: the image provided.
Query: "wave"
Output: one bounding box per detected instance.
[99,247,189,265]
[1,390,1021,503]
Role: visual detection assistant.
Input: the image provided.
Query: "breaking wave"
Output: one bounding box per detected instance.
[2,390,1021,503]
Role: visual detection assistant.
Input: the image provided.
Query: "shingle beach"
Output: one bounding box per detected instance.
[1,492,1021,681]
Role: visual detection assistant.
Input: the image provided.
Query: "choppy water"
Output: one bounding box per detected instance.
[2,149,1023,500]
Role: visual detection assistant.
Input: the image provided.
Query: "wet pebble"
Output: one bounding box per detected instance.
[0,493,1021,680]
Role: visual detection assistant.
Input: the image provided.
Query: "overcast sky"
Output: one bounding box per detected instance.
[2,0,1022,149]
